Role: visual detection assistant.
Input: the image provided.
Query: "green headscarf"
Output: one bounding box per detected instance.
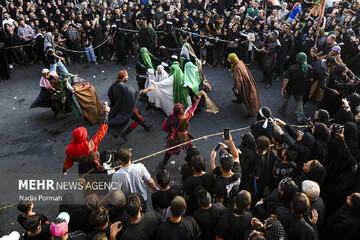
[169,61,179,76]
[296,52,308,77]
[171,63,189,109]
[184,61,201,95]
[140,47,154,70]
[59,72,81,118]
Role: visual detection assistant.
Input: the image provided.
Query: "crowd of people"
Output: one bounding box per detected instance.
[2,0,360,239]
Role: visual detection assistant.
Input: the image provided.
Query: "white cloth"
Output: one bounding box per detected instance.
[180,45,190,60]
[148,75,175,116]
[155,65,169,82]
[110,163,151,201]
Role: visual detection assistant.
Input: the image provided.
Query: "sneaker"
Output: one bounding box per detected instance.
[265,83,272,89]
[9,64,13,69]
[94,62,98,65]
[202,60,206,65]
[275,76,281,82]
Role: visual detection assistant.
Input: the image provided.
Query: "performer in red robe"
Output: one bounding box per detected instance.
[159,90,205,169]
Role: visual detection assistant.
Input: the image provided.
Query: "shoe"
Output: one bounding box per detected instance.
[261,79,266,83]
[232,99,242,104]
[277,108,286,116]
[202,60,206,64]
[275,76,281,82]
[67,62,72,66]
[94,62,98,65]
[159,162,167,169]
[141,121,153,131]
[120,127,133,141]
[85,62,90,68]
[9,64,13,69]
[53,111,59,118]
[265,84,272,89]
[303,105,308,109]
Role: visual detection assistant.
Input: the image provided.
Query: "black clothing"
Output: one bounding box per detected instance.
[213,161,242,207]
[121,211,164,240]
[193,203,225,240]
[86,224,111,239]
[156,216,201,240]
[151,186,181,212]
[107,205,130,225]
[215,208,253,240]
[279,32,294,56]
[281,124,314,165]
[250,120,276,140]
[58,194,86,232]
[107,82,136,138]
[284,63,314,95]
[17,213,48,229]
[304,197,325,233]
[276,207,317,240]
[185,172,215,214]
[239,133,257,190]
[0,31,10,79]
[322,204,360,240]
[24,224,51,240]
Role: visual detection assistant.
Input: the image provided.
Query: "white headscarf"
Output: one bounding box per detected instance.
[156,65,169,82]
[180,44,190,60]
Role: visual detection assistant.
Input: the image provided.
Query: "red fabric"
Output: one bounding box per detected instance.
[161,97,200,155]
[66,127,90,157]
[117,70,128,80]
[64,124,108,170]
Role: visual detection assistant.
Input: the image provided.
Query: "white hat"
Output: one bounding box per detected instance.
[56,212,70,224]
[0,231,20,240]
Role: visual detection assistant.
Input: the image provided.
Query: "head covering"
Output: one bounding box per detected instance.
[50,221,68,237]
[44,32,55,56]
[265,218,286,240]
[331,45,341,53]
[172,103,185,118]
[0,231,20,240]
[180,43,197,60]
[140,47,154,70]
[228,53,239,72]
[39,68,54,90]
[171,63,189,109]
[258,107,274,129]
[241,132,256,151]
[344,122,359,155]
[59,72,69,82]
[296,52,308,77]
[117,70,128,80]
[307,161,326,185]
[185,146,200,163]
[316,109,329,126]
[184,61,201,95]
[156,65,169,82]
[270,30,279,38]
[334,65,346,76]
[66,127,89,157]
[300,132,315,147]
[326,56,336,65]
[56,212,70,224]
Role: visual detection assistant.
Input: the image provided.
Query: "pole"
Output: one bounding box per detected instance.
[263,0,267,48]
[314,0,327,48]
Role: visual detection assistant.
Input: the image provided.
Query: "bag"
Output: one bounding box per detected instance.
[309,80,324,103]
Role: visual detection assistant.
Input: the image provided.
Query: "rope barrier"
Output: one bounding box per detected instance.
[55,32,115,53]
[4,43,33,50]
[0,123,306,211]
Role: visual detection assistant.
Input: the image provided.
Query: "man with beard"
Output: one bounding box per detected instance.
[137,17,158,54]
[258,31,281,89]
[107,70,154,141]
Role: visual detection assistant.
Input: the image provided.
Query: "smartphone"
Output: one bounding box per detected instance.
[215,144,221,151]
[224,129,229,140]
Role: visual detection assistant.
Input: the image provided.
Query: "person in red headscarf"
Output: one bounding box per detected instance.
[107,70,155,141]
[63,104,110,175]
[159,90,205,169]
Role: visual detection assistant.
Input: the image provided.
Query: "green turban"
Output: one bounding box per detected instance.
[296,52,308,77]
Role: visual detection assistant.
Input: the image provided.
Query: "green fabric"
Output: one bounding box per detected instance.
[180,56,186,70]
[140,47,154,70]
[169,61,179,76]
[184,62,201,95]
[296,52,308,77]
[172,63,189,109]
[59,73,81,118]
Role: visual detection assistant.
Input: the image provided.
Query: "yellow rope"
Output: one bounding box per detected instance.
[0,124,306,211]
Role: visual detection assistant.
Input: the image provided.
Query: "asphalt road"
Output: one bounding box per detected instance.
[0,58,317,234]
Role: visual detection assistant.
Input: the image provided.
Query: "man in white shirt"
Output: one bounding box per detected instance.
[110,147,159,202]
[279,2,290,20]
[2,13,15,29]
